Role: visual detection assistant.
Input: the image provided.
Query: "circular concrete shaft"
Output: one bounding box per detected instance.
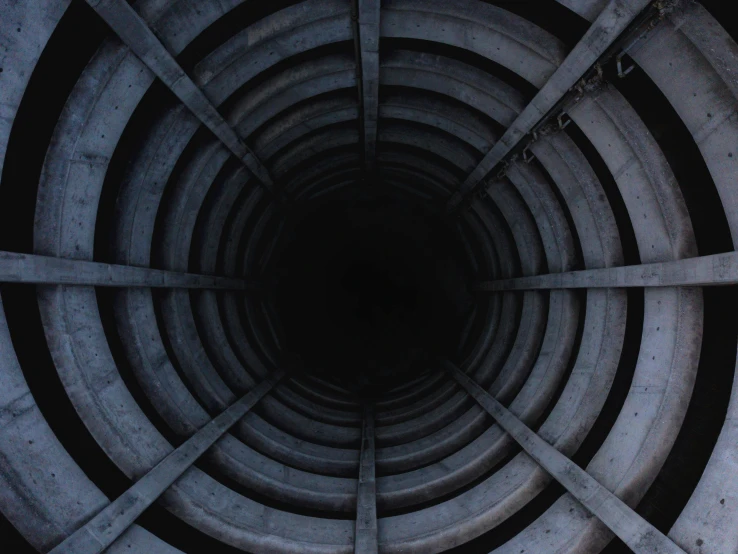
[1,1,737,553]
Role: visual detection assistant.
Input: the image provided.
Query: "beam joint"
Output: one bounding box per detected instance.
[85,0,281,198]
[48,371,284,554]
[447,0,661,212]
[445,361,687,554]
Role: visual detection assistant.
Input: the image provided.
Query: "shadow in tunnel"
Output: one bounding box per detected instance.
[272,186,475,397]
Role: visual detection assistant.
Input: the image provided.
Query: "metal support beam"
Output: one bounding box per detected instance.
[447,0,654,211]
[478,251,738,291]
[354,0,381,171]
[85,0,278,195]
[48,371,284,554]
[354,404,378,554]
[0,251,249,289]
[445,361,687,554]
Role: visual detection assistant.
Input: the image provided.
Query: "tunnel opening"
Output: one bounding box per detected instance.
[272,186,476,396]
[3,1,738,553]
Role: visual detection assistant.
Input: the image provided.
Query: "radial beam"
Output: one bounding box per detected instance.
[447,0,653,211]
[0,251,249,289]
[48,371,284,554]
[446,362,687,554]
[84,0,276,194]
[354,0,381,171]
[354,404,378,554]
[478,251,738,291]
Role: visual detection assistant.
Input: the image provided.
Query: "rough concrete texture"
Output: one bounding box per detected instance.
[480,251,738,290]
[0,251,250,288]
[0,1,737,554]
[447,361,687,554]
[49,372,283,554]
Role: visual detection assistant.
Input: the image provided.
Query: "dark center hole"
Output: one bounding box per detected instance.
[272,188,474,396]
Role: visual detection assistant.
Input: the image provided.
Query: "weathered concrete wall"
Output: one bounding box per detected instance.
[1,1,737,553]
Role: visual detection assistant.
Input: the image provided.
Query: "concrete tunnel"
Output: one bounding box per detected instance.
[2,0,738,552]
